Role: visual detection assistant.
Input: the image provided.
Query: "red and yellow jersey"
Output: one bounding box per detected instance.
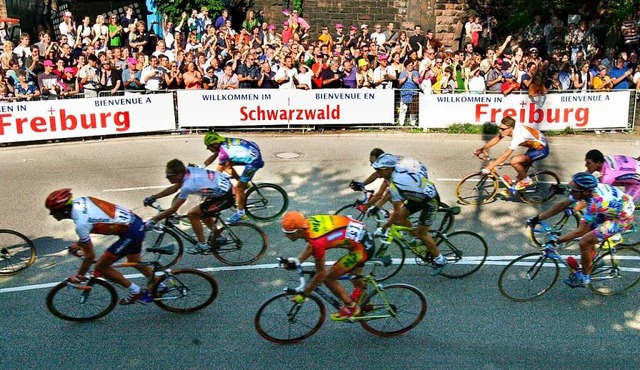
[303,215,366,259]
[71,196,136,243]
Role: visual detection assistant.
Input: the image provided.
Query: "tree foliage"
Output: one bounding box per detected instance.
[153,0,256,26]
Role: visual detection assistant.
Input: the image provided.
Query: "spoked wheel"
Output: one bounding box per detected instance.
[359,284,428,337]
[455,173,499,205]
[528,212,580,248]
[141,228,184,269]
[335,204,383,232]
[0,229,36,275]
[254,292,326,344]
[245,183,289,221]
[46,279,118,322]
[520,170,561,204]
[152,269,219,313]
[589,247,640,296]
[210,222,267,265]
[437,231,488,279]
[371,240,406,282]
[498,253,560,302]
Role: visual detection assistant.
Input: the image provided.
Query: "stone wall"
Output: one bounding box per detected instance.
[434,0,468,50]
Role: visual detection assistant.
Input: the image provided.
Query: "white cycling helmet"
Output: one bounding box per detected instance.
[371,153,398,169]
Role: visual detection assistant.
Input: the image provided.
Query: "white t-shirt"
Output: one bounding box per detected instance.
[274,67,297,89]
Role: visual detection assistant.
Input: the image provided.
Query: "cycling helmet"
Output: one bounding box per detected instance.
[203,132,225,146]
[571,172,598,190]
[371,153,398,170]
[45,188,73,210]
[282,211,309,233]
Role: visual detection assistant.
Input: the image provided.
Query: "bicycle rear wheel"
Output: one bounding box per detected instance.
[371,240,406,282]
[141,228,184,269]
[245,183,289,221]
[335,203,382,232]
[359,284,428,337]
[437,231,488,279]
[211,222,267,265]
[254,292,326,344]
[152,269,219,313]
[455,173,498,205]
[432,202,455,234]
[528,212,581,248]
[0,229,36,274]
[620,207,640,247]
[589,247,640,296]
[498,253,559,302]
[520,170,561,204]
[46,278,118,322]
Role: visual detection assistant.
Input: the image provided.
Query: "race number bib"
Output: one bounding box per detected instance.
[114,205,133,224]
[345,221,366,242]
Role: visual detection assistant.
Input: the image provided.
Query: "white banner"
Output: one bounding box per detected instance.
[419,91,631,130]
[176,89,394,127]
[0,94,176,143]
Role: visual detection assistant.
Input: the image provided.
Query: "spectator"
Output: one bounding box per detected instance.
[274,55,297,88]
[122,58,143,90]
[470,16,482,48]
[164,61,183,89]
[382,22,398,53]
[333,23,345,47]
[545,68,563,92]
[609,57,633,90]
[249,26,263,49]
[558,62,573,90]
[408,25,426,55]
[372,54,395,89]
[342,58,357,88]
[59,67,80,97]
[92,15,109,46]
[572,61,593,92]
[322,58,343,88]
[370,24,386,47]
[318,26,333,52]
[37,59,61,98]
[355,59,373,88]
[130,21,150,54]
[468,68,485,93]
[242,9,260,32]
[528,73,547,106]
[52,58,66,77]
[59,11,76,47]
[439,66,457,94]
[523,15,544,52]
[501,72,519,95]
[425,29,443,53]
[183,62,203,89]
[120,6,137,35]
[203,66,218,89]
[296,64,312,89]
[485,58,504,92]
[218,63,239,89]
[13,33,31,66]
[258,61,278,88]
[237,53,260,88]
[141,55,165,91]
[282,21,293,45]
[24,46,43,77]
[397,59,420,126]
[14,70,40,101]
[214,9,229,30]
[344,25,358,49]
[520,62,537,92]
[593,65,614,91]
[34,31,53,56]
[263,25,280,45]
[108,14,124,49]
[100,61,122,94]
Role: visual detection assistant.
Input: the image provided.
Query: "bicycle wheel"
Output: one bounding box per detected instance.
[152,269,219,313]
[498,253,560,302]
[371,240,406,282]
[244,183,289,221]
[433,202,455,234]
[589,247,640,296]
[520,170,561,204]
[528,212,581,248]
[620,207,640,247]
[254,292,326,344]
[335,204,382,232]
[211,222,267,265]
[455,173,499,205]
[46,278,118,322]
[437,231,488,279]
[359,284,428,337]
[0,229,36,274]
[141,228,184,269]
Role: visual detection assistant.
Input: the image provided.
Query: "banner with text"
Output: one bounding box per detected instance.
[419,91,631,130]
[0,94,176,143]
[176,89,394,127]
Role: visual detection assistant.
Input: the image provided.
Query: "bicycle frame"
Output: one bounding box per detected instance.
[152,204,230,246]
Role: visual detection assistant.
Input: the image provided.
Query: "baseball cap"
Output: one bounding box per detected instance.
[43,59,55,67]
[503,72,514,79]
[336,23,343,28]
[378,54,388,61]
[316,52,324,58]
[127,57,137,65]
[268,24,275,30]
[349,25,357,31]
[283,21,289,26]
[361,24,368,29]
[63,67,75,74]
[64,11,72,17]
[358,59,368,67]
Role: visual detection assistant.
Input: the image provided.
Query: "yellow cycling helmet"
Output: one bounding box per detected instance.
[282,211,309,233]
[204,132,225,146]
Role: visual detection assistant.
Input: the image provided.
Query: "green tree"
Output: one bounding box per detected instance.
[154,0,257,29]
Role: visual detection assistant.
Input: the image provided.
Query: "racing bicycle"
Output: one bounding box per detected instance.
[142,203,268,268]
[0,229,36,275]
[254,257,427,344]
[455,152,561,205]
[46,244,218,322]
[498,221,640,302]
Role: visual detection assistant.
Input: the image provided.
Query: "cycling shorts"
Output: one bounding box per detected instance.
[404,198,438,227]
[525,145,549,162]
[239,159,265,183]
[200,188,235,217]
[589,214,635,242]
[333,232,375,273]
[105,216,145,259]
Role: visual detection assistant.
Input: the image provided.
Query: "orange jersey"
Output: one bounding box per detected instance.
[71,196,135,243]
[303,215,366,259]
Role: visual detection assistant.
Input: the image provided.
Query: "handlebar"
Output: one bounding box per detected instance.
[277,257,307,293]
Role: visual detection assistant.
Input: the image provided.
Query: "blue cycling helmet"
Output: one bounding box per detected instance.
[572,172,598,190]
[371,153,398,169]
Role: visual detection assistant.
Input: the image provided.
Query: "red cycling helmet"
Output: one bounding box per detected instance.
[45,188,73,210]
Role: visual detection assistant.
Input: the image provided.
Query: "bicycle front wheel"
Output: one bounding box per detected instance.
[498,253,559,302]
[211,222,267,265]
[254,292,326,344]
[46,278,118,322]
[359,284,428,337]
[437,231,488,279]
[335,203,382,232]
[372,240,406,282]
[589,247,640,296]
[528,212,581,248]
[520,170,561,204]
[455,173,498,205]
[245,183,289,221]
[141,228,184,269]
[152,269,219,313]
[0,229,36,274]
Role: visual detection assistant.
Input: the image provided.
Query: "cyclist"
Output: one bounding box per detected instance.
[203,132,264,224]
[143,159,233,254]
[282,211,374,320]
[527,172,635,287]
[584,149,640,202]
[45,188,156,305]
[370,153,447,275]
[474,115,549,190]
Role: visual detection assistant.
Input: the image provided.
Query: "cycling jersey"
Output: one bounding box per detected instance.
[396,155,428,179]
[579,183,635,241]
[304,215,369,259]
[177,167,232,200]
[508,124,547,150]
[71,196,137,243]
[388,164,437,203]
[218,138,263,166]
[600,155,640,185]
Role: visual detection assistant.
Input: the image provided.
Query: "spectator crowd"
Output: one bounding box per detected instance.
[1,6,640,125]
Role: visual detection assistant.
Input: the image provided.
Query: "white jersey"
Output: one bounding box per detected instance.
[388,162,437,203]
[71,196,136,243]
[508,124,547,150]
[177,167,232,200]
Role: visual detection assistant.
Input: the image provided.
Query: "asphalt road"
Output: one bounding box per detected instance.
[1,132,640,370]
